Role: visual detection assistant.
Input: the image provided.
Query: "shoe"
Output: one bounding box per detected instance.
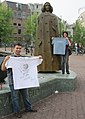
[15,112,22,118]
[66,71,70,74]
[62,71,65,74]
[62,70,65,74]
[25,109,37,112]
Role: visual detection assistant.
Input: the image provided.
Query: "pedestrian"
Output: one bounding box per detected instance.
[1,43,38,118]
[25,43,29,54]
[30,46,33,56]
[74,41,78,55]
[61,31,71,74]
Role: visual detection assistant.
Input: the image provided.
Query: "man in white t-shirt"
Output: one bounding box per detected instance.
[6,56,42,89]
[1,43,42,118]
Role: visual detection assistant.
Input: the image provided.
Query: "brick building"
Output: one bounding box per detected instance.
[2,1,43,43]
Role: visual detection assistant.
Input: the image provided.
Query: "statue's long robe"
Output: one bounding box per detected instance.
[35,12,61,72]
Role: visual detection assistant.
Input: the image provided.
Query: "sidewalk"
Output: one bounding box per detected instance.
[2,54,85,119]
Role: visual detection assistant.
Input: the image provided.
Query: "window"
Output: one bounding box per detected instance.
[18,4,22,10]
[17,12,22,19]
[18,24,21,26]
[18,29,21,34]
[16,3,22,10]
[22,12,26,19]
[13,23,17,25]
[13,12,17,18]
[36,5,38,8]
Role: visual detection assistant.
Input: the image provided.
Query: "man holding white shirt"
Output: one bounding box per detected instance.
[1,43,42,118]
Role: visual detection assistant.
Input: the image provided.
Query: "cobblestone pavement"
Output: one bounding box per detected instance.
[2,54,85,119]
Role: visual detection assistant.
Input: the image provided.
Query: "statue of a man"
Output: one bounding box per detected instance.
[35,2,61,72]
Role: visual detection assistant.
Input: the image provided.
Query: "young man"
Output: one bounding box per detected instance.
[1,43,38,118]
[61,31,71,74]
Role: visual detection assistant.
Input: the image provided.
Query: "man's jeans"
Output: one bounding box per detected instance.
[9,84,32,113]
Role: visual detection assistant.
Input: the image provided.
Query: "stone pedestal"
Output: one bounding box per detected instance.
[0,70,77,118]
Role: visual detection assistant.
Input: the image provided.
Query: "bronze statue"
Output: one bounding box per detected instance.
[35,2,61,72]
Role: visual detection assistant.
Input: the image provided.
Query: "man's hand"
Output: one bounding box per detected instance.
[1,55,10,71]
[38,55,42,59]
[3,55,10,63]
[66,37,71,46]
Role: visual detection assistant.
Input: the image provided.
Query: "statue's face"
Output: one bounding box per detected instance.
[45,3,50,12]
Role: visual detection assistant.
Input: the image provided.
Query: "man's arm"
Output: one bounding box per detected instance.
[66,37,71,46]
[1,55,10,71]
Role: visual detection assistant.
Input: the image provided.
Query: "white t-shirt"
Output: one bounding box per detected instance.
[5,56,43,89]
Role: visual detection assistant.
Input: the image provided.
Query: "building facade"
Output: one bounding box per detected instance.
[28,3,43,15]
[2,1,43,43]
[78,11,85,27]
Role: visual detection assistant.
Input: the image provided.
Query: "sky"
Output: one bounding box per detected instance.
[1,0,85,24]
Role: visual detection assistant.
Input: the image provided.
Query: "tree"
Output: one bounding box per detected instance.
[0,4,13,45]
[24,12,38,44]
[61,20,66,34]
[73,21,81,42]
[73,20,85,46]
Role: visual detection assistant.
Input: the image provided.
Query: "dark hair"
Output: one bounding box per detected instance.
[41,2,53,13]
[13,43,22,47]
[62,31,68,37]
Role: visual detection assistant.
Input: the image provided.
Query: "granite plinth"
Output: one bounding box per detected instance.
[0,70,77,118]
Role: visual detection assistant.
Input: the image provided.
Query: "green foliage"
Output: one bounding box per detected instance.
[24,12,38,43]
[61,21,65,34]
[58,19,65,37]
[73,21,81,42]
[0,4,13,44]
[73,20,85,46]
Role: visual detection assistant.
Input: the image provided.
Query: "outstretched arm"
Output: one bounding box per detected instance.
[1,55,10,71]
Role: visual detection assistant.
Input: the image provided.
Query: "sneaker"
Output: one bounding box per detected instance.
[25,109,37,112]
[15,112,22,118]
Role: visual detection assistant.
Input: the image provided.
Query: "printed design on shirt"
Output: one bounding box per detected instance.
[18,63,32,80]
[21,64,29,72]
[6,57,43,89]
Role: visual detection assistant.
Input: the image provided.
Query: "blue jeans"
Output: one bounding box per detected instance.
[9,84,32,113]
[75,47,78,55]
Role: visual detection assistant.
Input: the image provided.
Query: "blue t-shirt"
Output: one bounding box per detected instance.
[52,37,68,55]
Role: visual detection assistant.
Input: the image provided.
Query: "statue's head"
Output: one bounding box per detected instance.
[41,2,53,13]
